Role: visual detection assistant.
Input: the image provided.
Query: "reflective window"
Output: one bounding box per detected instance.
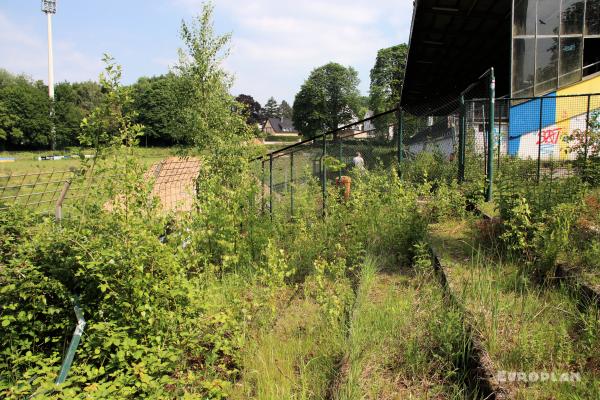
[584,38,600,76]
[538,0,561,35]
[514,0,537,35]
[512,0,600,96]
[586,0,600,34]
[536,38,559,93]
[559,37,583,85]
[561,0,585,34]
[513,38,536,96]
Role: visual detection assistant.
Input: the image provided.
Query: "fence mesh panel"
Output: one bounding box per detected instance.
[254,110,400,220]
[0,157,203,218]
[3,93,600,221]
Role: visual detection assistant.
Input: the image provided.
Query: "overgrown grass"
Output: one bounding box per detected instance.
[332,257,471,399]
[430,219,600,398]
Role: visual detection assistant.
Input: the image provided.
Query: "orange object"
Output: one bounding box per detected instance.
[335,176,352,200]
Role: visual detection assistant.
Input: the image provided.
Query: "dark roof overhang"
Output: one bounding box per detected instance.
[400,0,512,115]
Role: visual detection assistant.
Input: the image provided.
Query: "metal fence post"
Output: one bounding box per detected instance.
[397,108,404,174]
[486,68,495,202]
[585,94,591,163]
[338,134,343,182]
[55,180,71,222]
[269,154,273,221]
[290,152,294,218]
[458,95,466,183]
[497,100,503,172]
[261,160,265,215]
[537,97,544,183]
[55,300,85,385]
[322,135,327,218]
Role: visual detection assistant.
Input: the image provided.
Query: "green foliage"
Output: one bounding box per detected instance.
[369,44,408,136]
[264,135,298,143]
[132,74,180,146]
[79,54,144,160]
[403,150,457,185]
[305,258,354,324]
[412,241,434,279]
[369,44,407,113]
[293,62,361,138]
[0,70,103,151]
[567,110,600,185]
[54,81,103,149]
[171,2,250,151]
[0,72,51,150]
[492,177,587,279]
[279,100,293,121]
[234,94,262,125]
[262,97,280,119]
[425,180,467,222]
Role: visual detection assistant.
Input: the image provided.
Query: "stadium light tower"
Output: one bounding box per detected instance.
[42,0,56,99]
[42,0,57,150]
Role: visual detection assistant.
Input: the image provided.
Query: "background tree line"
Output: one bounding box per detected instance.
[0,43,407,150]
[0,66,298,151]
[292,43,408,138]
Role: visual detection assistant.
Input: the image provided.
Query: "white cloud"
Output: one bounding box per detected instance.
[174,0,413,105]
[0,11,101,83]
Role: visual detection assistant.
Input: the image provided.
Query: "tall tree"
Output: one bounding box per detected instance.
[171,1,250,152]
[132,74,179,146]
[369,44,408,139]
[54,81,103,148]
[369,44,407,113]
[263,97,280,119]
[292,62,360,138]
[279,100,293,120]
[235,94,262,124]
[0,74,51,149]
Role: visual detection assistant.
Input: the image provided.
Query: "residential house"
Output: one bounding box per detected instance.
[262,118,301,143]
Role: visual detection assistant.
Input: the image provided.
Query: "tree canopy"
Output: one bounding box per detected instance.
[235,94,262,125]
[292,62,360,138]
[369,44,407,114]
[170,2,250,152]
[263,97,280,119]
[279,100,293,120]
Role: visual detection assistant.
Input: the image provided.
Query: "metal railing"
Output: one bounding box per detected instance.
[254,88,600,221]
[0,157,202,219]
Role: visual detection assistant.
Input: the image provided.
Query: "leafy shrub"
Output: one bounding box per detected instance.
[426,180,467,222]
[403,150,456,185]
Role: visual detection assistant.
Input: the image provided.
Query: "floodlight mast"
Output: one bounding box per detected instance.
[42,1,57,150]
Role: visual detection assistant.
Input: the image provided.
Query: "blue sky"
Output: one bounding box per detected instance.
[0,0,412,105]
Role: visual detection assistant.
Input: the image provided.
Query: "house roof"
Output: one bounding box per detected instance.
[267,118,298,133]
[400,0,512,116]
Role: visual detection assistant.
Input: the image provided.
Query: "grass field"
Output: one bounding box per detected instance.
[0,147,177,175]
[0,147,183,214]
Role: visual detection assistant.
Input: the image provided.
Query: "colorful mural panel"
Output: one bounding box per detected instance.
[508,75,600,160]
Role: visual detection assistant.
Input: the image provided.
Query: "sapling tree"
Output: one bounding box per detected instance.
[79,55,150,220]
[171,1,250,159]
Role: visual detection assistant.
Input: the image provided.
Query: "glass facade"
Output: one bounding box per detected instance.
[586,0,600,34]
[512,0,600,97]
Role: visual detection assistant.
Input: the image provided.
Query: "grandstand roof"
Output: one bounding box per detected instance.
[401,0,512,115]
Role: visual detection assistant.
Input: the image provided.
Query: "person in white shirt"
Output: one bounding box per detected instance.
[352,152,365,170]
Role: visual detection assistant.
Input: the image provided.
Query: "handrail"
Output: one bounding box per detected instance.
[252,107,399,161]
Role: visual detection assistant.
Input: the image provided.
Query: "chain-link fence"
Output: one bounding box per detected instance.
[4,91,599,221]
[459,93,600,200]
[0,157,202,219]
[256,109,400,220]
[255,86,600,221]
